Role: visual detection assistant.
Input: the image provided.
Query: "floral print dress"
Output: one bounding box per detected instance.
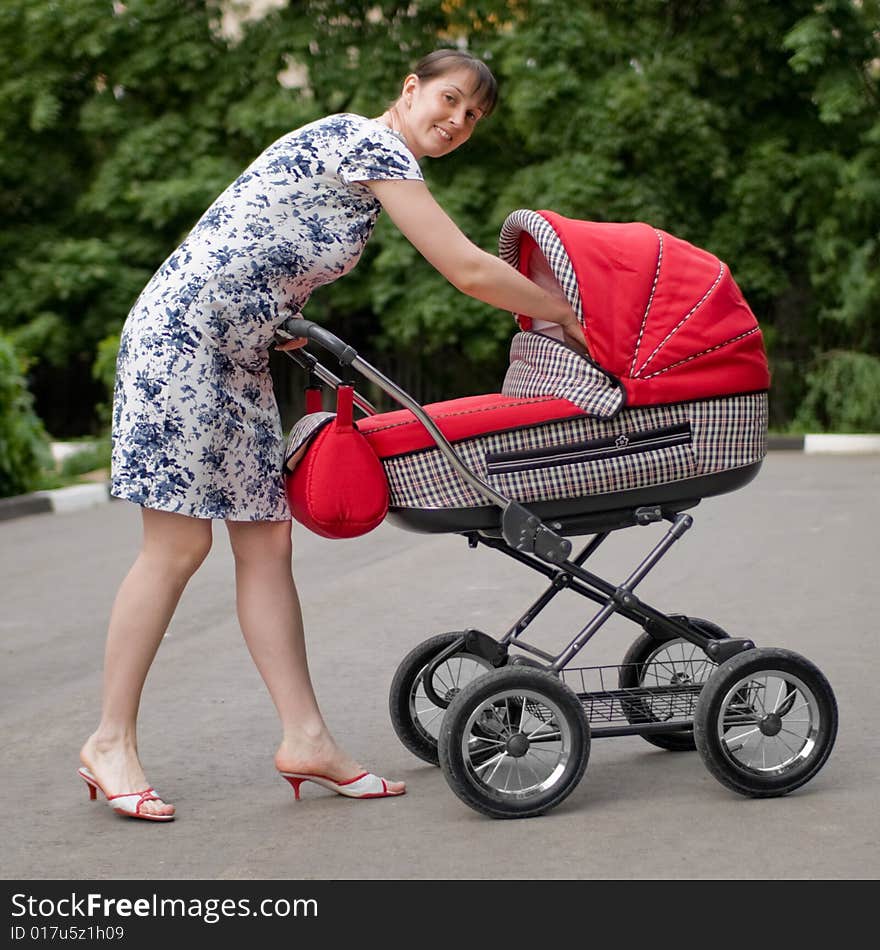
[111,114,423,520]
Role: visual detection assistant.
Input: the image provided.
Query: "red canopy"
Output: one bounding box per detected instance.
[500,210,770,406]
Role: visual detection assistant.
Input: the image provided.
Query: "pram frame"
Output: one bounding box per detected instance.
[417,520,746,738]
[278,320,837,817]
[278,320,754,710]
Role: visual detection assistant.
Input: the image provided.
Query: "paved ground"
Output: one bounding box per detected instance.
[1,453,877,881]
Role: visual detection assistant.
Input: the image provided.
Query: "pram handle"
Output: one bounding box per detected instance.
[277,318,358,365]
[280,344,380,416]
[275,317,573,565]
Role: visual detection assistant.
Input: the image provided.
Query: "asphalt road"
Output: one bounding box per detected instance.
[1,453,877,881]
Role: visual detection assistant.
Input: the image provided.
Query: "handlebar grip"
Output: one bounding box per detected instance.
[278,318,359,365]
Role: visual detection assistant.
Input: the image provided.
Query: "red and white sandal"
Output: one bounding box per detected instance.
[279,770,405,800]
[78,766,175,822]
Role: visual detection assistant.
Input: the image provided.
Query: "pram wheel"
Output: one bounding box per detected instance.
[619,618,727,751]
[694,648,837,797]
[439,667,590,819]
[389,633,497,766]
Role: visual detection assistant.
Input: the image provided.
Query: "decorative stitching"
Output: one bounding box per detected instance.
[643,327,761,378]
[634,262,726,378]
[361,396,562,434]
[629,230,664,377]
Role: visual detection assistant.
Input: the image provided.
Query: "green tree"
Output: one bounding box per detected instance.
[0,0,306,433]
[0,335,52,497]
[1,0,878,435]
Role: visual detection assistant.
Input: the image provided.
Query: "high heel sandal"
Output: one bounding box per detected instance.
[78,766,175,822]
[279,770,405,800]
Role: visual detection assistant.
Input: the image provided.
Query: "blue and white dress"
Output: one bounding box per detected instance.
[111,114,423,520]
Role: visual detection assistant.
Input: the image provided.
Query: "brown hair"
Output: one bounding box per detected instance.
[412,49,498,117]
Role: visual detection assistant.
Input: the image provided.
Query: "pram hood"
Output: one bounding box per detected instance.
[499,210,771,406]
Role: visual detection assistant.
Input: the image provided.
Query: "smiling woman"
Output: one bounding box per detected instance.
[377,49,498,159]
[80,47,584,824]
[357,53,583,346]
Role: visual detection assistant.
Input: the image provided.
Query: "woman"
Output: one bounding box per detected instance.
[78,49,581,820]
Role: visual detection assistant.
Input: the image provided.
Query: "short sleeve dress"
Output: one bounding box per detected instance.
[111,114,423,521]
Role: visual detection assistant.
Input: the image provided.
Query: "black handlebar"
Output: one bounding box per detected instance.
[277,318,359,365]
[274,316,573,566]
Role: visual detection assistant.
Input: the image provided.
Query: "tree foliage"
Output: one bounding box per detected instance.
[0,335,52,497]
[1,0,878,439]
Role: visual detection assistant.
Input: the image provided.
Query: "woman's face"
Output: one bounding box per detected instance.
[399,68,486,159]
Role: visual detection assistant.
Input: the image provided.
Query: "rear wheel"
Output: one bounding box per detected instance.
[694,648,837,797]
[439,667,590,819]
[619,618,726,751]
[389,632,496,765]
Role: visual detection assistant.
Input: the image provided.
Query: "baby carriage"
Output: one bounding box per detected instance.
[279,209,838,819]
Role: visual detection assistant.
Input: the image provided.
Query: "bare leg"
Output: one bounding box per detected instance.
[225,519,403,792]
[80,507,213,817]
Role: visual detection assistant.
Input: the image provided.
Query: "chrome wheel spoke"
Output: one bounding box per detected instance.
[433,669,454,694]
[474,749,505,775]
[415,704,445,727]
[462,688,573,796]
[523,757,544,787]
[774,732,799,761]
[718,668,821,775]
[409,651,494,744]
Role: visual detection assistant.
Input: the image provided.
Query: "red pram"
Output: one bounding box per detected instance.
[285,209,769,537]
[278,210,835,819]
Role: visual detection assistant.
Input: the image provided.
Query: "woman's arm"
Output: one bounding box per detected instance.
[365,178,586,353]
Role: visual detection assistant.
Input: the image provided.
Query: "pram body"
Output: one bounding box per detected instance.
[280,210,836,819]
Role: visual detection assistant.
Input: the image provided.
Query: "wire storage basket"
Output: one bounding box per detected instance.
[560,657,718,735]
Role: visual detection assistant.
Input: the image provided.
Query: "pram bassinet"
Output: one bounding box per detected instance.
[284,209,770,536]
[277,212,838,822]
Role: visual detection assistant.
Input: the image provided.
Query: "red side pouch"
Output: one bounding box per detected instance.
[285,386,389,539]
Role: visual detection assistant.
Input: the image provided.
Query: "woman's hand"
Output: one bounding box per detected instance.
[561,312,588,356]
[275,317,309,351]
[366,179,591,355]
[276,337,309,351]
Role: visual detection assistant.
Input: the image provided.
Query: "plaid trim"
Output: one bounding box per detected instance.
[383,393,767,510]
[499,209,584,325]
[630,230,664,377]
[641,326,763,379]
[284,411,335,470]
[503,332,624,419]
[358,395,564,441]
[634,258,726,378]
[689,391,768,473]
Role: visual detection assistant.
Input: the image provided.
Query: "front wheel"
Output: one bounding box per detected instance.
[694,648,837,798]
[438,667,590,819]
[389,632,496,766]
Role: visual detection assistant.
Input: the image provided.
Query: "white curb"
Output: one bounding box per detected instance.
[36,482,111,514]
[50,441,98,464]
[804,434,880,455]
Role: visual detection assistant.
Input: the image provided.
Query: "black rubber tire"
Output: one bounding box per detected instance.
[694,647,838,798]
[618,618,727,751]
[438,667,590,819]
[389,632,495,766]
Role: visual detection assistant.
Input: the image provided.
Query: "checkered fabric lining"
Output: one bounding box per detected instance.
[502,331,624,419]
[283,411,335,469]
[498,209,584,325]
[382,393,768,510]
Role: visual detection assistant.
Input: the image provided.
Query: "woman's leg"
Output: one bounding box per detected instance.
[225,519,403,791]
[80,507,213,816]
